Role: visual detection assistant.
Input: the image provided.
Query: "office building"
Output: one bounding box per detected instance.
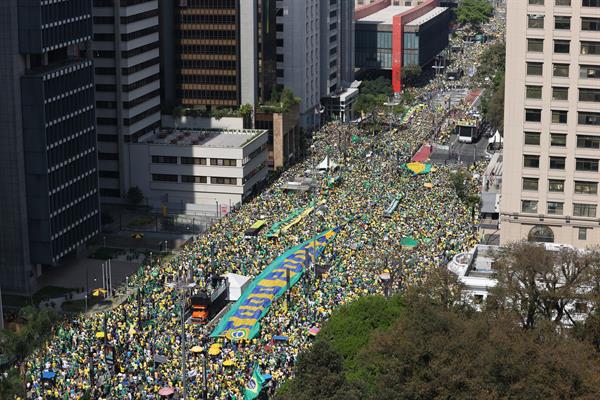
[354,0,450,93]
[500,0,600,246]
[276,0,355,129]
[93,0,161,201]
[160,0,275,111]
[0,0,100,292]
[128,128,268,214]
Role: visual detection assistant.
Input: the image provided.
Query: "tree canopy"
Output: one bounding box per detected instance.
[456,0,494,27]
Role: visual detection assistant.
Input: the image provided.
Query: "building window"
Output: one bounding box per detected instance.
[547,201,564,215]
[524,132,541,145]
[181,175,207,184]
[583,0,600,6]
[554,40,570,53]
[152,174,178,182]
[549,179,565,192]
[525,108,542,122]
[528,0,544,4]
[579,88,600,102]
[574,181,598,194]
[210,158,237,167]
[523,177,539,191]
[578,112,600,125]
[553,63,569,77]
[580,65,600,79]
[524,155,540,168]
[180,157,207,165]
[582,17,600,31]
[552,87,568,100]
[576,158,599,172]
[555,0,570,5]
[528,15,544,29]
[551,110,568,124]
[573,203,597,217]
[550,133,567,147]
[549,156,566,170]
[526,62,543,75]
[528,38,544,52]
[151,155,177,164]
[554,16,571,30]
[522,200,539,213]
[526,85,542,99]
[581,41,600,55]
[211,177,237,185]
[528,225,554,243]
[577,135,600,149]
[578,228,588,241]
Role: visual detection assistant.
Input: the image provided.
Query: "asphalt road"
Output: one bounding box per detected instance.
[430,133,492,165]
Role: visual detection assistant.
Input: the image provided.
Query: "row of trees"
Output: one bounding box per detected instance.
[276,243,600,399]
[456,0,495,28]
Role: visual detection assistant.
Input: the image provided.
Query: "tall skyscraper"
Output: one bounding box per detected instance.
[500,0,600,246]
[160,0,275,111]
[0,0,100,292]
[93,0,161,201]
[276,0,355,129]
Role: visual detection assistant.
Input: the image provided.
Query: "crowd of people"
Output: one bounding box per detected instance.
[21,12,504,400]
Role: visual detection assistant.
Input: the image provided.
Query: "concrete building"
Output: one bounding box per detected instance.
[0,0,100,292]
[354,0,450,93]
[93,0,162,202]
[128,128,268,215]
[276,0,355,129]
[256,104,302,169]
[160,0,276,111]
[500,0,600,246]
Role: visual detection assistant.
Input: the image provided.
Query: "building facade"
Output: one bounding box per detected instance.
[93,0,161,202]
[128,128,268,215]
[354,0,449,93]
[160,0,275,111]
[500,0,600,246]
[0,0,100,292]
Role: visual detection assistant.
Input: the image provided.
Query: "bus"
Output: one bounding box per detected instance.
[456,118,481,143]
[244,220,266,239]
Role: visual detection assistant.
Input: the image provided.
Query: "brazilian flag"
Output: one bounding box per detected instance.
[244,364,265,400]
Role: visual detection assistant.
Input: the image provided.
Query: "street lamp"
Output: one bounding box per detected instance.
[167,278,196,399]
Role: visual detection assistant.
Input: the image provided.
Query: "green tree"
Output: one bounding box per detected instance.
[456,0,494,27]
[126,186,144,207]
[401,64,422,86]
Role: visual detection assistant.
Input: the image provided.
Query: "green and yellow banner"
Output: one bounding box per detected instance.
[211,227,340,340]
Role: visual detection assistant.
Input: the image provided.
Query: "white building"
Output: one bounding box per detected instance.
[93,0,162,202]
[128,128,268,215]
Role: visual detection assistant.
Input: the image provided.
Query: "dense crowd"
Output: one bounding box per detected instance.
[21,13,503,400]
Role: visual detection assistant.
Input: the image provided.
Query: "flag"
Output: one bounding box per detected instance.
[244,364,265,400]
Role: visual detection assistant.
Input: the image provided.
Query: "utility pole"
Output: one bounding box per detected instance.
[167,278,196,399]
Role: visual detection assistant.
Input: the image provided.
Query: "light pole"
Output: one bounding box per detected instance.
[168,278,196,399]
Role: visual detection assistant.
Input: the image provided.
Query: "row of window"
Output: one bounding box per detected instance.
[525,86,600,102]
[151,156,238,167]
[524,155,600,171]
[522,178,598,194]
[526,62,600,78]
[528,0,600,6]
[521,200,597,218]
[152,174,238,185]
[525,109,600,125]
[527,39,600,55]
[524,132,600,148]
[528,15,600,31]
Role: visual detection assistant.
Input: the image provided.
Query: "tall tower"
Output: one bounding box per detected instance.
[500,0,600,246]
[0,0,100,292]
[93,0,161,200]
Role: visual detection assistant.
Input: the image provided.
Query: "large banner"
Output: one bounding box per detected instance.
[266,202,315,238]
[211,227,340,340]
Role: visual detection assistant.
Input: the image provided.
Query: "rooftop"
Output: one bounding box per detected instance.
[138,128,266,148]
[357,6,447,26]
[357,6,411,25]
[406,7,448,27]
